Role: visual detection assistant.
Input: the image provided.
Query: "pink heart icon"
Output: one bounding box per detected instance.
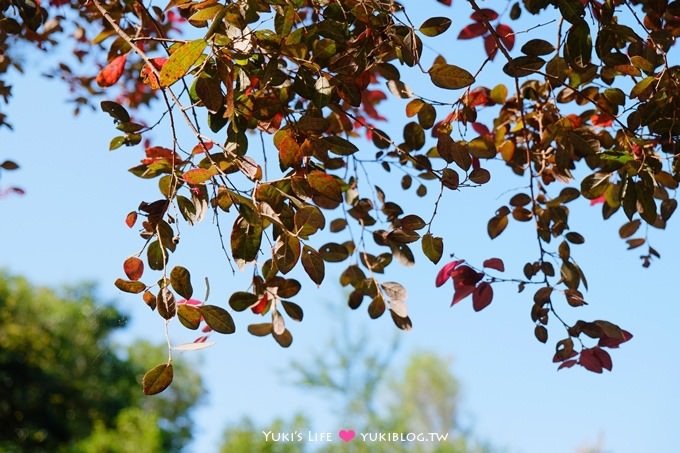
[338,429,356,442]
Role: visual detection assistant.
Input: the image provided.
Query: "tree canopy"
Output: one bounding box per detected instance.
[0,272,203,451]
[1,0,678,390]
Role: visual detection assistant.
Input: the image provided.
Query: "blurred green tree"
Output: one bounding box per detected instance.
[219,308,489,452]
[0,272,203,452]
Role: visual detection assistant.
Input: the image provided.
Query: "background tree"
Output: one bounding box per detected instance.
[1,0,678,389]
[220,309,489,452]
[0,272,203,452]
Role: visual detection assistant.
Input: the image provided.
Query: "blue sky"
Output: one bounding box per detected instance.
[1,1,679,452]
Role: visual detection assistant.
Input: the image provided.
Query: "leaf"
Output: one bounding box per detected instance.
[273,328,293,348]
[482,258,505,272]
[274,234,301,274]
[435,260,463,287]
[157,288,176,320]
[183,167,216,185]
[301,245,325,285]
[503,56,545,77]
[381,281,407,303]
[200,305,236,334]
[100,101,130,123]
[307,170,342,202]
[173,342,215,351]
[400,214,426,231]
[178,303,202,330]
[160,39,207,87]
[248,323,272,336]
[487,214,508,239]
[441,168,459,190]
[458,23,485,40]
[122,256,143,281]
[324,136,359,155]
[170,266,193,299]
[319,242,350,262]
[294,206,325,237]
[496,24,515,50]
[114,278,145,294]
[281,300,304,322]
[521,38,555,56]
[534,325,548,343]
[368,295,386,319]
[96,54,127,87]
[142,363,173,395]
[229,291,258,311]
[419,17,452,37]
[429,63,475,90]
[472,282,493,311]
[619,220,641,239]
[421,233,443,264]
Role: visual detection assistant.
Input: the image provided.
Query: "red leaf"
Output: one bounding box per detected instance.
[125,211,138,228]
[579,348,604,373]
[451,284,476,305]
[496,24,515,50]
[484,34,498,59]
[591,113,614,127]
[599,329,633,348]
[96,54,127,88]
[435,260,463,287]
[593,347,613,371]
[450,265,484,287]
[140,57,167,90]
[558,359,578,370]
[192,141,214,155]
[251,294,269,314]
[458,23,486,40]
[470,8,498,21]
[178,298,203,306]
[194,335,209,343]
[437,0,452,5]
[482,258,505,272]
[123,256,144,281]
[472,282,493,311]
[589,196,605,206]
[471,122,490,136]
[142,146,181,165]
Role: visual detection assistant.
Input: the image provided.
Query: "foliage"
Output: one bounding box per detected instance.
[0,272,203,451]
[3,0,679,387]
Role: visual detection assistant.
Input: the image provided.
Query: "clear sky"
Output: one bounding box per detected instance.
[1,1,679,452]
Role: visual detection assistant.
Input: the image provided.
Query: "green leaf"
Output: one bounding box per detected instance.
[419,17,452,37]
[147,240,166,271]
[160,39,207,87]
[324,136,359,155]
[421,233,443,264]
[231,216,262,265]
[142,363,173,395]
[200,305,236,334]
[229,291,258,311]
[521,39,555,56]
[428,63,475,90]
[114,278,146,294]
[170,266,193,299]
[178,304,202,330]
